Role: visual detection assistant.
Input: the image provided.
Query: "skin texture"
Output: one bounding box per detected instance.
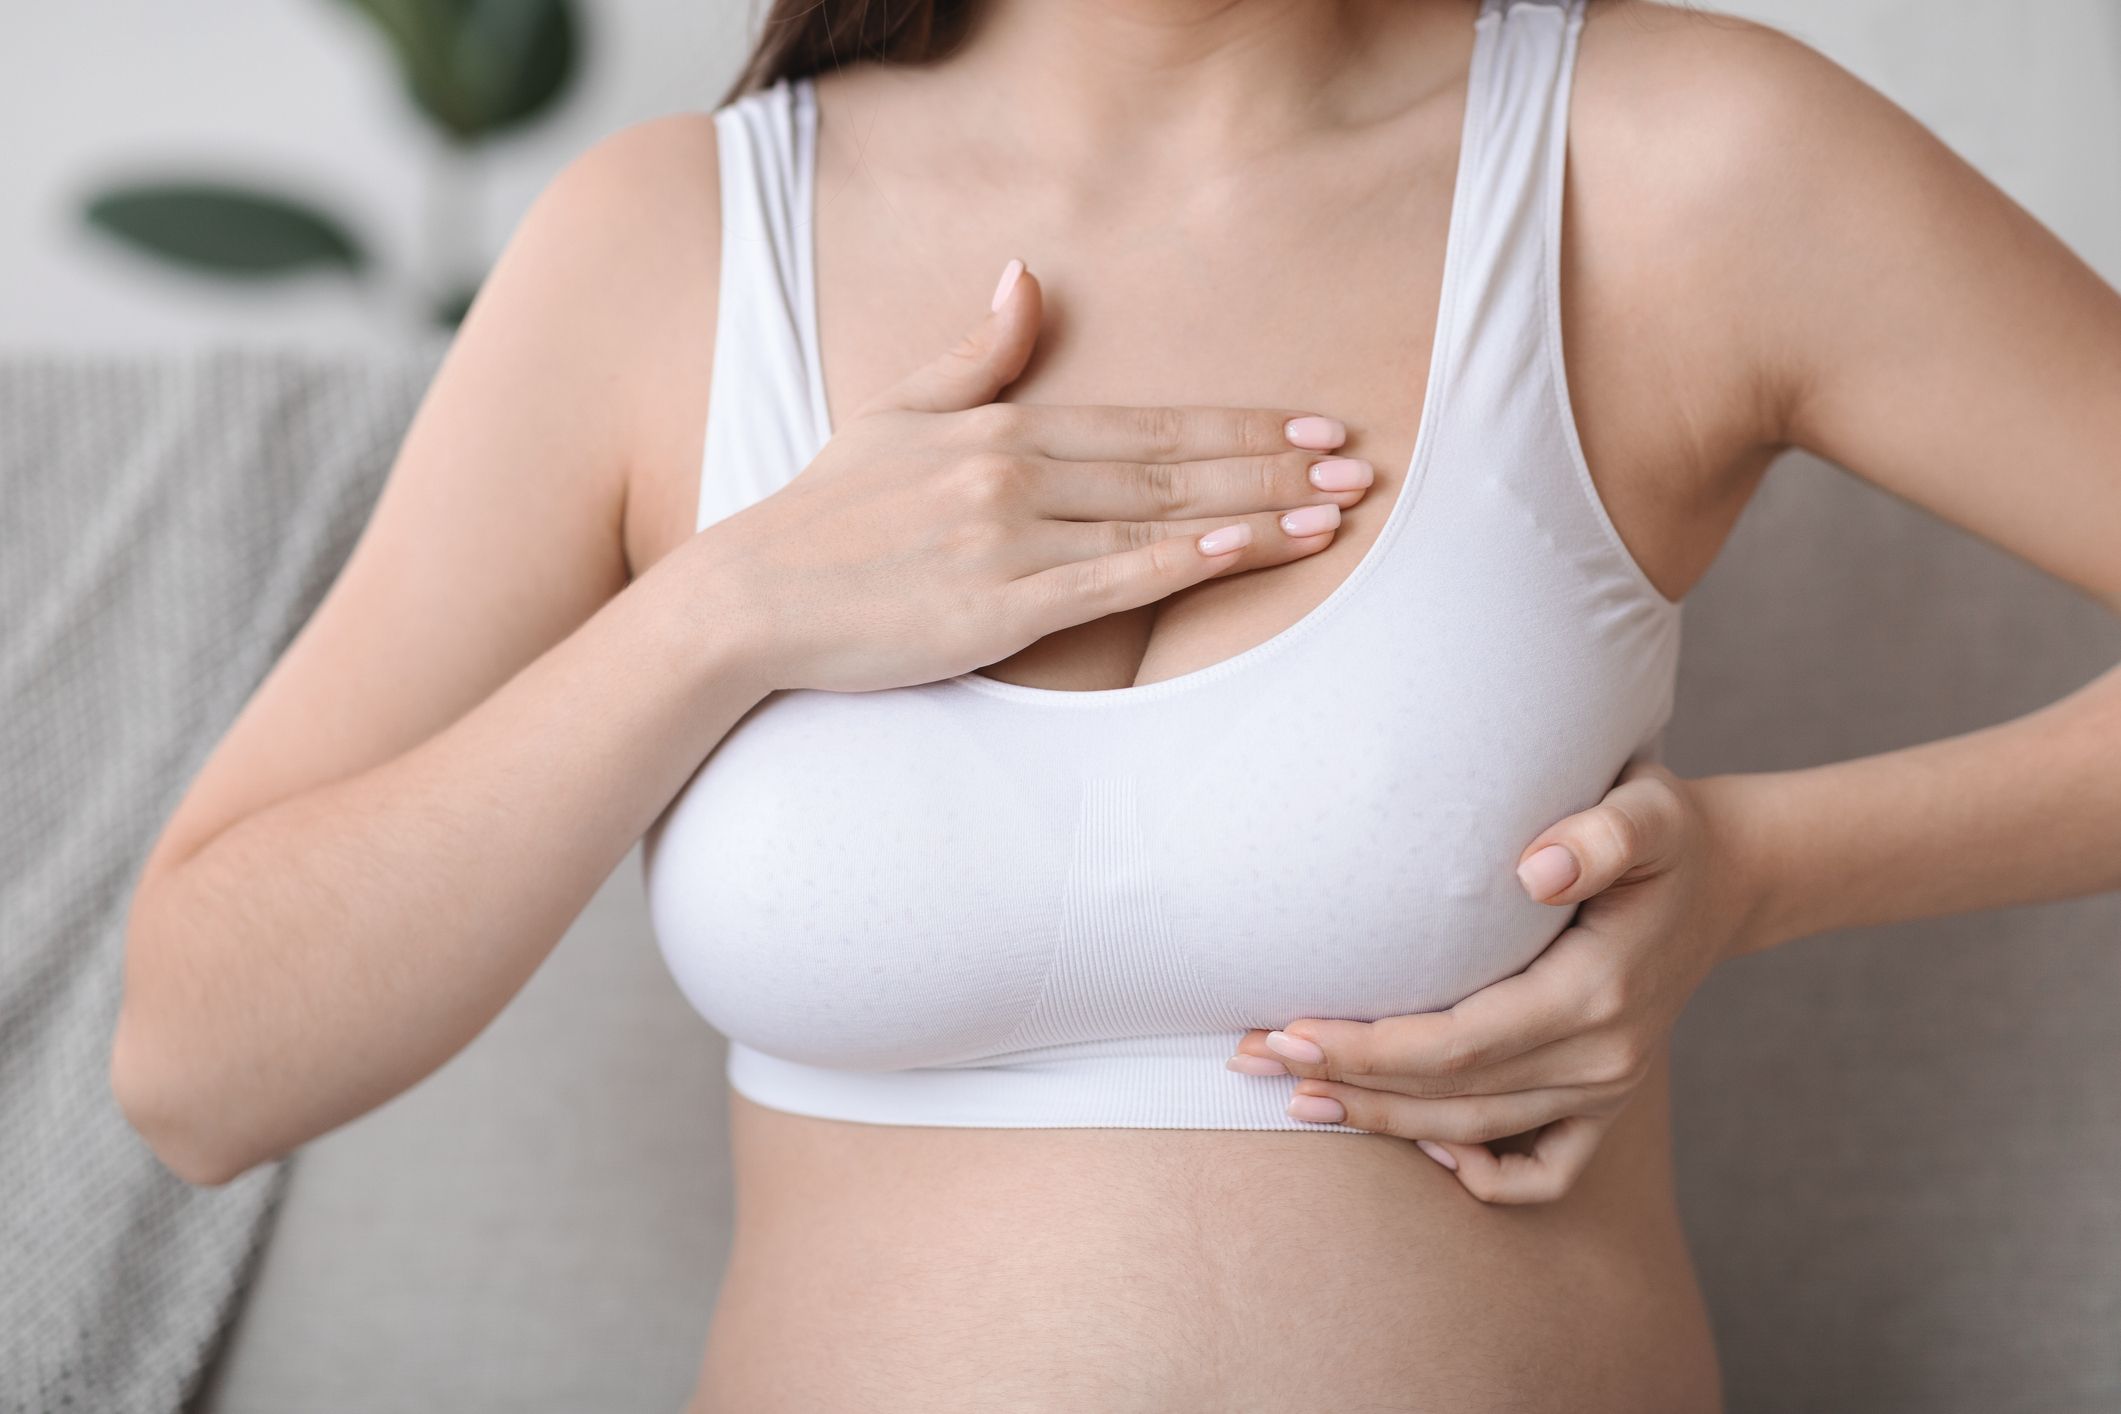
[111,0,2121,1408]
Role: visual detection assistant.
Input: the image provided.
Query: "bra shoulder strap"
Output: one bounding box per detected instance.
[697,76,832,533]
[1442,0,1588,434]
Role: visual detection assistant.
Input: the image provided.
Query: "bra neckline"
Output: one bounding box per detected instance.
[789,9,1496,709]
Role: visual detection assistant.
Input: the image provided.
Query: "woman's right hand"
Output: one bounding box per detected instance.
[705,259,1377,694]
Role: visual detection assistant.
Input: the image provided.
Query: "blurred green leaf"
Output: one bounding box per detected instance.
[83,183,366,277]
[431,280,480,327]
[335,0,580,144]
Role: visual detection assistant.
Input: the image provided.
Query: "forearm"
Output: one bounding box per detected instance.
[1704,659,2121,956]
[114,535,771,1183]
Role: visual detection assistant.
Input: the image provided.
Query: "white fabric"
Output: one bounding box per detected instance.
[644,0,1682,1130]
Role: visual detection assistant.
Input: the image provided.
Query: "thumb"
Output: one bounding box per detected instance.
[870,257,1041,415]
[1512,757,1681,906]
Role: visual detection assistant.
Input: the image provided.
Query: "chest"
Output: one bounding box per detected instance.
[641,52,1690,1102]
[626,77,1745,652]
[807,99,1465,691]
[815,106,1459,422]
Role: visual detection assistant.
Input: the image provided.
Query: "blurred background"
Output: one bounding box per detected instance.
[3,0,2118,353]
[2,0,750,351]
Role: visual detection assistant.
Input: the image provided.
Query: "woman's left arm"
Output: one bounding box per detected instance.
[1234,12,2121,1202]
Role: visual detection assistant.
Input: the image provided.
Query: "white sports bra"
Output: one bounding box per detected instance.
[643,0,1683,1132]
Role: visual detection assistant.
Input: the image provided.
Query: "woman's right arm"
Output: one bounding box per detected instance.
[111,117,764,1186]
[115,114,1373,1188]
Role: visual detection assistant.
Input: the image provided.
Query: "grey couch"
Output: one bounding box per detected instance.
[4,350,2116,1414]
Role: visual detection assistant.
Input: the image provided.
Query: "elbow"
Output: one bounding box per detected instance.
[112,874,274,1187]
[108,1008,267,1189]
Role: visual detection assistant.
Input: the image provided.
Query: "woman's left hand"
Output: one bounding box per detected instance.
[1229,759,1768,1205]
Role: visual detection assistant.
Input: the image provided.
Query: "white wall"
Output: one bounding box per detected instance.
[2,0,2116,353]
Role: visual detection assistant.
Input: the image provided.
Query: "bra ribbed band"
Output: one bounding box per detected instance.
[729,1034,1372,1131]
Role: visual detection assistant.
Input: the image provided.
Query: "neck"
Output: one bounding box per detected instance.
[929,0,1461,168]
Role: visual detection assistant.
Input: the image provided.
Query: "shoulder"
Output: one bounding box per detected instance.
[1566,0,1954,444]
[511,110,724,301]
[1574,0,1885,162]
[477,111,724,368]
[477,111,729,572]
[429,109,728,483]
[1570,0,1920,280]
[552,108,723,199]
[525,109,726,369]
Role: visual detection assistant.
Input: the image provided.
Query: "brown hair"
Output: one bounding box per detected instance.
[718,0,975,108]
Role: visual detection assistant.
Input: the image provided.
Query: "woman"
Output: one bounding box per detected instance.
[113,0,2121,1408]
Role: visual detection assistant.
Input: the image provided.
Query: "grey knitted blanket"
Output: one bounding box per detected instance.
[1,347,438,1414]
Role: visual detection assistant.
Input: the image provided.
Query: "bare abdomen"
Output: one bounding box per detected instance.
[691,1057,1721,1414]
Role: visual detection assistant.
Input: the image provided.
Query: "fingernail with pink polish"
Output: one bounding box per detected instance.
[1307,457,1373,491]
[1283,416,1346,450]
[1279,504,1340,538]
[1265,1030,1325,1064]
[1516,843,1579,900]
[1197,523,1252,556]
[1225,1054,1288,1076]
[990,257,1024,311]
[1416,1139,1460,1171]
[1287,1093,1346,1124]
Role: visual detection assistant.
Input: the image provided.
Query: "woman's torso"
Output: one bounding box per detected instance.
[616,0,1776,1407]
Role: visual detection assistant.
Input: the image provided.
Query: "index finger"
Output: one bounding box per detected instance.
[1011,403,1347,461]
